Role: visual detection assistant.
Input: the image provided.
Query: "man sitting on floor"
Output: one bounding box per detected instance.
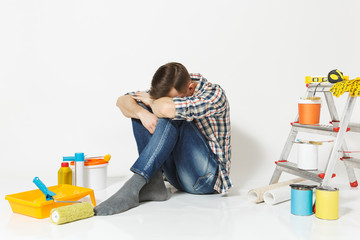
[94,62,232,215]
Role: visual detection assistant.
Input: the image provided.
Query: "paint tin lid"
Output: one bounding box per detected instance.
[316,186,339,191]
[290,184,317,190]
[70,158,108,166]
[298,98,322,104]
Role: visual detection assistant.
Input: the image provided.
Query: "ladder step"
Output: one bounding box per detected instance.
[291,122,344,136]
[348,123,360,133]
[342,157,360,168]
[276,161,324,183]
[307,83,333,92]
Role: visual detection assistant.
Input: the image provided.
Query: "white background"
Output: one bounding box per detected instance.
[1,0,360,191]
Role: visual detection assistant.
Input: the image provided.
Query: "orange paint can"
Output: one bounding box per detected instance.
[298,98,321,125]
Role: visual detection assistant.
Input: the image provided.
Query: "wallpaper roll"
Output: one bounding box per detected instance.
[263,180,317,205]
[248,178,306,204]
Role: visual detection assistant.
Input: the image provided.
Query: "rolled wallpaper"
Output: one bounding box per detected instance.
[248,178,306,204]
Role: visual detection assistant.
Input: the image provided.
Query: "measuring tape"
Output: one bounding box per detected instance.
[328,69,345,83]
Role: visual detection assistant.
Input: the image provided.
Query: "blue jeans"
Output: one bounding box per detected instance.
[130,118,219,194]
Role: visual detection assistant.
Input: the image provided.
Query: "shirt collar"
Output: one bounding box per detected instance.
[190,73,205,93]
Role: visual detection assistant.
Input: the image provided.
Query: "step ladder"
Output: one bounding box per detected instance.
[270,82,360,187]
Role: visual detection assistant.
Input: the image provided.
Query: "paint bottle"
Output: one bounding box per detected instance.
[315,186,339,220]
[63,152,85,187]
[58,162,72,185]
[290,184,316,216]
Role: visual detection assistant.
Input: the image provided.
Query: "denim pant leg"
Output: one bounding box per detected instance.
[131,103,154,155]
[131,118,152,155]
[130,118,179,181]
[131,117,219,194]
[163,121,219,194]
[131,117,184,190]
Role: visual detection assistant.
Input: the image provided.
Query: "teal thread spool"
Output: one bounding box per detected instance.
[290,184,316,216]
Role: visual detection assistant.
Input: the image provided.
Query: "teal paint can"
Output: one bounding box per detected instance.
[290,184,316,216]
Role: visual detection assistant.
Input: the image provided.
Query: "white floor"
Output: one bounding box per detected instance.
[1,175,360,240]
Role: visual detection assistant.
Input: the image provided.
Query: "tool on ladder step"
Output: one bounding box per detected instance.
[304,97,321,101]
[328,69,345,83]
[305,76,329,84]
[305,71,349,84]
[294,139,334,145]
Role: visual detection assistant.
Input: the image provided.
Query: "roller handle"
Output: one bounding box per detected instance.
[63,156,75,161]
[33,177,56,201]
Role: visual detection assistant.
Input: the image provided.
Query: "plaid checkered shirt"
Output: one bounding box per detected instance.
[172,73,232,193]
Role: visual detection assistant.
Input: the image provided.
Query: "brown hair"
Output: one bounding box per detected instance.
[149,62,190,99]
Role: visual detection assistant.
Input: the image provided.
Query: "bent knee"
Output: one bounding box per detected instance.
[178,171,217,194]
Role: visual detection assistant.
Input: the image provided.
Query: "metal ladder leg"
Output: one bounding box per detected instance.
[269,127,298,184]
[269,167,282,185]
[341,142,358,187]
[324,91,340,121]
[324,91,358,187]
[322,95,357,186]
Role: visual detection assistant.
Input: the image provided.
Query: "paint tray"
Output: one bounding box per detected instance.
[5,184,96,219]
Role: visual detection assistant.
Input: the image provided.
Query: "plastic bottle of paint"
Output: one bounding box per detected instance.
[58,162,72,185]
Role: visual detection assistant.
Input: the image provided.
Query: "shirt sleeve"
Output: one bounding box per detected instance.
[124,90,150,104]
[172,85,227,121]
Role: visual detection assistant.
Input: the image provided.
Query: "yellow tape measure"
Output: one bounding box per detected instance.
[328,69,345,83]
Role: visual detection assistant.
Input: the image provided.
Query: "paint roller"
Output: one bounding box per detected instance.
[50,202,94,225]
[33,177,95,224]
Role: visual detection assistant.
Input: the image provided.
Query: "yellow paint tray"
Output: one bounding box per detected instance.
[5,184,96,219]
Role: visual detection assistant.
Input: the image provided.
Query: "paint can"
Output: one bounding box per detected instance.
[290,184,316,216]
[315,186,339,220]
[298,98,321,125]
[297,142,318,170]
[70,158,109,190]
